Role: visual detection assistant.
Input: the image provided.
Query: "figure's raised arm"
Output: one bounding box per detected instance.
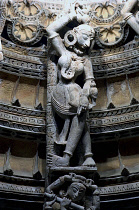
[46,4,78,56]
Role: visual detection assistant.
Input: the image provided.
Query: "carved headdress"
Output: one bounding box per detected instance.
[73,24,95,40]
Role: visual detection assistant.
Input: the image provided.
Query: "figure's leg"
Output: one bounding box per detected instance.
[63,113,86,158]
[48,113,86,167]
[82,123,96,167]
[58,117,70,144]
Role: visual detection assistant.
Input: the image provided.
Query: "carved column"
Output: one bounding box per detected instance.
[46,55,58,186]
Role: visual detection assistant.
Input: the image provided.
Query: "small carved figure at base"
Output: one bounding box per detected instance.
[44,173,99,210]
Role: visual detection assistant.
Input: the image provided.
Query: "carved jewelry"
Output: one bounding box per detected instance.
[64,30,77,48]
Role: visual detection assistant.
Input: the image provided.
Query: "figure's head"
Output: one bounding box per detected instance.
[73,24,95,49]
[64,24,95,54]
[67,182,86,202]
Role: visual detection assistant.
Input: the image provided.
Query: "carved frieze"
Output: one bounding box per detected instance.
[0,181,44,194]
[99,181,139,195]
[0,102,45,117]
[90,111,139,127]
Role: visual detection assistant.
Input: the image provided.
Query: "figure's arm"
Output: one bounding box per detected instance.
[46,2,78,57]
[83,58,97,99]
[77,58,97,114]
[46,15,73,56]
[46,2,91,56]
[121,0,139,35]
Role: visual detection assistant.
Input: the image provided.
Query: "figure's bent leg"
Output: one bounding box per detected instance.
[82,123,96,167]
[53,113,86,167]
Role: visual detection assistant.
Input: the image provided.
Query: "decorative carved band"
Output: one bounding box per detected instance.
[94,61,139,79]
[91,126,139,142]
[89,104,139,138]
[0,103,45,117]
[0,104,46,137]
[0,119,45,133]
[1,52,138,80]
[3,48,43,64]
[0,126,45,142]
[90,120,139,134]
[0,53,46,80]
[90,111,139,127]
[90,104,139,118]
[2,38,47,58]
[91,41,139,79]
[91,49,139,64]
[99,181,139,195]
[1,40,138,80]
[0,111,45,126]
[0,62,46,80]
[0,181,44,195]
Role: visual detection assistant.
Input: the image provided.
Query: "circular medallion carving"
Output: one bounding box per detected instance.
[95,24,129,48]
[7,20,43,45]
[13,0,42,19]
[91,2,122,24]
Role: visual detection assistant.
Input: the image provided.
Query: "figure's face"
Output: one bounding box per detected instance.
[67,183,86,202]
[76,32,91,49]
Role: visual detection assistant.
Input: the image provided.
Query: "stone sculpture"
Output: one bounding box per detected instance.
[46,2,98,168]
[44,173,99,210]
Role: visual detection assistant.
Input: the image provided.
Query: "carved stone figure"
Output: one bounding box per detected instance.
[46,3,98,168]
[44,173,99,210]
